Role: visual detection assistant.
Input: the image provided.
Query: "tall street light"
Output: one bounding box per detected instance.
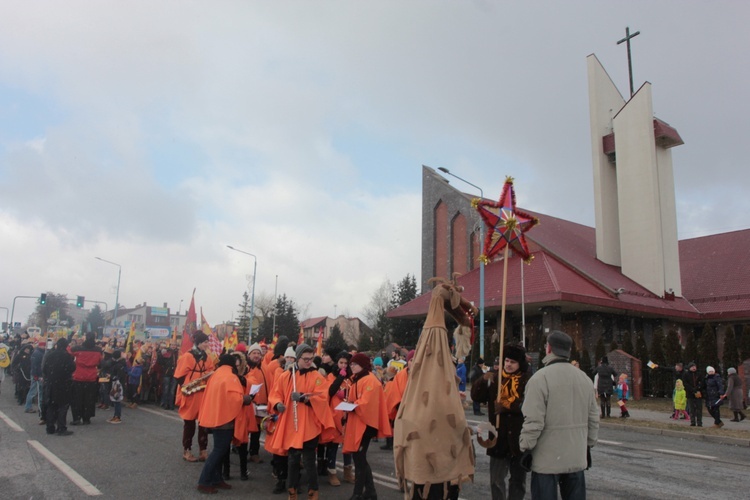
[95,257,121,334]
[226,245,257,342]
[436,166,486,360]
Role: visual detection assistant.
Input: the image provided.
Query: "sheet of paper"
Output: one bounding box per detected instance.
[255,404,268,417]
[647,361,657,369]
[472,421,496,441]
[334,402,358,412]
[250,383,263,396]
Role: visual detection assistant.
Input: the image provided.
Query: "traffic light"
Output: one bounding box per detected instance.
[40,293,47,305]
[76,296,85,308]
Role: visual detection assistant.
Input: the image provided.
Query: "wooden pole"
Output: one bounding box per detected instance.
[496,244,510,427]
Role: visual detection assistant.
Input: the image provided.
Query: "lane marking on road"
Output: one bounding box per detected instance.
[28,440,102,496]
[652,449,716,460]
[139,406,183,422]
[598,439,623,445]
[0,411,24,432]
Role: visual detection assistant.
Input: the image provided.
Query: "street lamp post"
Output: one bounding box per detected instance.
[436,166,486,360]
[227,246,257,342]
[0,306,8,333]
[95,257,121,334]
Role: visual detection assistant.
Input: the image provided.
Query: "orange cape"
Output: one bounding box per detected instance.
[343,372,392,454]
[174,350,215,421]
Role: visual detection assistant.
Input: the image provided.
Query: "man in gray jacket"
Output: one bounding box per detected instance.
[519,331,599,499]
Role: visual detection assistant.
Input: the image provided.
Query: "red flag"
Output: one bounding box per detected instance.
[180,289,197,355]
[315,326,324,356]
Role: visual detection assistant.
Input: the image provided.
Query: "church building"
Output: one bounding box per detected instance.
[389,55,750,364]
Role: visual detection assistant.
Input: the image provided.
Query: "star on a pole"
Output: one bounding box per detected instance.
[473,176,539,264]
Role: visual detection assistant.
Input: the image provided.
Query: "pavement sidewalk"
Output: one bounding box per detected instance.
[598,406,750,446]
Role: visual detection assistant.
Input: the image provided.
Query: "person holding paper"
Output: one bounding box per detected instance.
[343,353,392,500]
[226,351,258,481]
[246,343,272,465]
[319,350,353,486]
[266,343,334,500]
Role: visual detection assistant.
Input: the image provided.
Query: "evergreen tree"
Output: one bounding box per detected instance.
[650,328,666,365]
[236,292,252,343]
[33,292,73,330]
[85,305,106,338]
[634,331,649,363]
[722,326,740,371]
[683,329,698,365]
[697,323,720,370]
[325,324,348,355]
[358,332,374,352]
[581,349,593,379]
[621,332,634,355]
[649,328,668,396]
[390,274,421,347]
[609,339,619,352]
[663,329,682,366]
[739,325,750,362]
[594,336,606,364]
[257,294,300,342]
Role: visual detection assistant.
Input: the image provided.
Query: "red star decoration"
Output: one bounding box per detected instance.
[474,176,539,264]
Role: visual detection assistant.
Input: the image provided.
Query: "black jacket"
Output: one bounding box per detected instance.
[683,370,706,400]
[43,347,76,405]
[471,368,530,458]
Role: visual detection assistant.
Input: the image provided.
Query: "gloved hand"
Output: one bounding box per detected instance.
[519,450,533,472]
[275,403,286,413]
[339,368,348,377]
[291,392,303,402]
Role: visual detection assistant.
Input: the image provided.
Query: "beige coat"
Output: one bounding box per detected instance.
[519,353,599,474]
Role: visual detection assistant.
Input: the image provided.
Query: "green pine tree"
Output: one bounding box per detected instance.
[621,333,634,355]
[697,323,720,370]
[739,325,750,362]
[683,329,698,365]
[634,331,649,363]
[325,324,348,355]
[649,328,668,396]
[581,349,593,379]
[722,326,740,371]
[390,274,421,347]
[594,336,606,364]
[609,339,619,352]
[663,329,682,366]
[650,328,666,365]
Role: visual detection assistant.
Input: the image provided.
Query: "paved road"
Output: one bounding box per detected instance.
[1,388,748,499]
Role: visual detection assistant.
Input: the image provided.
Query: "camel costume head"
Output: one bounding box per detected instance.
[393,274,478,497]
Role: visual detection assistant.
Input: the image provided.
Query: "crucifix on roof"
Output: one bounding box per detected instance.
[617,26,640,97]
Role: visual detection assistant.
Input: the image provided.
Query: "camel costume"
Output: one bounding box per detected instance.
[394,277,478,498]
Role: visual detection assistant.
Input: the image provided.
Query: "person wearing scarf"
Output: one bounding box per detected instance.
[343,352,392,500]
[471,345,530,500]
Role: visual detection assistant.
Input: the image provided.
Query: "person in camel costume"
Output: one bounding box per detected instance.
[394,276,478,499]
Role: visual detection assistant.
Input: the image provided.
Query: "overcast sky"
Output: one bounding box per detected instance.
[1,1,748,328]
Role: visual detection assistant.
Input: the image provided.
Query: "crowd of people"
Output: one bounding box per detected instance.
[2,325,747,500]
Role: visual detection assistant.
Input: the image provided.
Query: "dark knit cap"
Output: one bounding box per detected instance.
[350,353,371,371]
[192,331,209,345]
[296,343,314,359]
[336,350,351,361]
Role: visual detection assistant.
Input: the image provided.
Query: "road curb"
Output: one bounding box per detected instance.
[600,421,750,447]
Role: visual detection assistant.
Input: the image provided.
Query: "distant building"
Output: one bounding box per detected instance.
[300,315,373,349]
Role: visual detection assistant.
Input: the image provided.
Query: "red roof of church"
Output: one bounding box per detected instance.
[390,210,749,321]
